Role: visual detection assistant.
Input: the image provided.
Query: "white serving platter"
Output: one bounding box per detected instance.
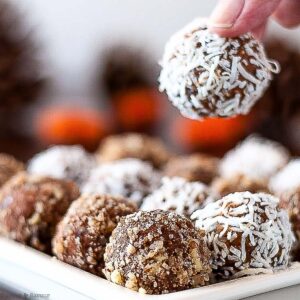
[0,237,300,300]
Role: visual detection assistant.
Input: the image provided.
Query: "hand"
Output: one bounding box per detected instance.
[209,0,300,38]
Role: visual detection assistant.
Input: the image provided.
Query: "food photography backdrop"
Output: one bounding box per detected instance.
[1,0,300,159]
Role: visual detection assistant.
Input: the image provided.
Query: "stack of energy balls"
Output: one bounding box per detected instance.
[0,18,298,295]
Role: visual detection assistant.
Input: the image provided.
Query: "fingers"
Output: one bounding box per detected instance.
[273,0,300,28]
[209,0,281,37]
[251,21,268,40]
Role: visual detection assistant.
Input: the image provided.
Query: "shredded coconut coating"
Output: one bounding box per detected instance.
[141,177,214,218]
[220,136,289,181]
[0,172,79,253]
[269,159,300,195]
[96,133,171,168]
[28,145,96,187]
[163,153,219,184]
[103,210,211,294]
[81,159,161,206]
[0,153,24,187]
[192,192,295,279]
[159,18,279,119]
[212,174,270,198]
[53,194,137,276]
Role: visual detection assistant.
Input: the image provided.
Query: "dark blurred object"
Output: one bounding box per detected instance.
[256,40,300,153]
[171,115,253,155]
[34,106,109,151]
[100,44,157,97]
[112,88,164,133]
[0,0,45,136]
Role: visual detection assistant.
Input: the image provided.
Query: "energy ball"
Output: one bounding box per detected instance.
[103,210,211,294]
[220,136,289,181]
[81,159,161,206]
[0,153,24,187]
[141,177,214,218]
[28,145,96,187]
[0,172,79,253]
[159,18,279,119]
[212,174,270,197]
[269,159,300,196]
[279,187,300,242]
[96,133,170,168]
[192,192,294,279]
[53,194,137,276]
[163,153,219,184]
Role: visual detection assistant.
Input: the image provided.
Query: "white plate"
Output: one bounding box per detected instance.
[0,237,300,300]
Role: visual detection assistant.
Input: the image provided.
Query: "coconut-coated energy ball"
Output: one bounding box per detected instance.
[279,187,300,246]
[269,159,300,196]
[28,145,96,187]
[0,153,24,187]
[96,133,171,168]
[103,210,211,294]
[192,192,294,279]
[220,136,289,181]
[53,194,137,276]
[0,172,79,253]
[141,177,214,218]
[211,174,270,198]
[159,18,279,119]
[163,153,219,184]
[81,159,161,206]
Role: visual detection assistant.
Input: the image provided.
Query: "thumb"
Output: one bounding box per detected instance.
[208,0,281,37]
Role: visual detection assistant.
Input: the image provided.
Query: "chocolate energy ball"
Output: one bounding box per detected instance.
[104,210,211,294]
[163,153,219,184]
[81,159,161,206]
[211,174,270,197]
[159,18,279,119]
[53,194,137,276]
[0,172,79,253]
[0,153,24,187]
[269,159,300,196]
[220,135,289,181]
[96,133,171,168]
[192,192,294,279]
[28,145,96,187]
[280,187,300,244]
[141,177,214,218]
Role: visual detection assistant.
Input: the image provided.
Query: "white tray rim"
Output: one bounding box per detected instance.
[1,237,300,300]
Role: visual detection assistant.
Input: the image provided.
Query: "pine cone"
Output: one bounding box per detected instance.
[100,44,157,97]
[0,0,44,113]
[264,40,300,120]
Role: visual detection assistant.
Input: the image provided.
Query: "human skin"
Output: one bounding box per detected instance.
[209,0,300,38]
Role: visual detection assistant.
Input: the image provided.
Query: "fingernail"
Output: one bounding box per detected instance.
[209,0,245,29]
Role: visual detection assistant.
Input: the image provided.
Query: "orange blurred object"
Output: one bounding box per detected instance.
[113,88,163,132]
[35,106,108,149]
[172,115,253,153]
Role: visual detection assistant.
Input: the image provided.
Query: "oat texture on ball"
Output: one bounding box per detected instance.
[96,133,171,168]
[0,153,24,187]
[163,153,219,184]
[220,135,289,181]
[53,194,137,276]
[28,145,96,187]
[192,192,294,279]
[0,172,79,253]
[81,159,161,206]
[141,177,214,218]
[159,18,280,119]
[103,210,211,294]
[212,174,270,197]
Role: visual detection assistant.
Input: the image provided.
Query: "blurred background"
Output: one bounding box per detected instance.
[1,0,300,160]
